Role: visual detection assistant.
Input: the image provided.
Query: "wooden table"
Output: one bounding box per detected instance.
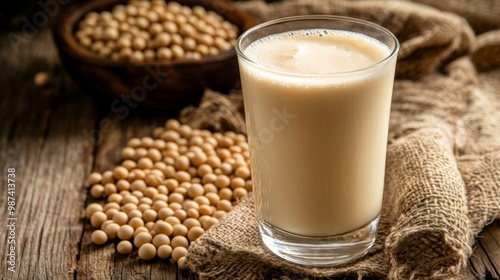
[0,25,499,280]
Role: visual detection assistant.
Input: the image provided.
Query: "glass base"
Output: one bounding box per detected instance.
[259,214,380,267]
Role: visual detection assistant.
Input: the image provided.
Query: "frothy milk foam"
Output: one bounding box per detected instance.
[239,29,396,236]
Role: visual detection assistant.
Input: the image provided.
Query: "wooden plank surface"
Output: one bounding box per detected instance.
[0,20,499,280]
[0,27,184,279]
[470,220,500,279]
[0,27,97,279]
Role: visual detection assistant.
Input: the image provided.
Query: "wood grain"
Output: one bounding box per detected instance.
[0,27,184,279]
[0,28,96,279]
[470,220,500,279]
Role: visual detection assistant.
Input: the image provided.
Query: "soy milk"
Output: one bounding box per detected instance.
[239,29,396,236]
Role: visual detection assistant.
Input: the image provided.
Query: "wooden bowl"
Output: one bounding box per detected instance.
[53,0,256,111]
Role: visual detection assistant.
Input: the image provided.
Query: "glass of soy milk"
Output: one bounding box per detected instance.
[236,16,399,266]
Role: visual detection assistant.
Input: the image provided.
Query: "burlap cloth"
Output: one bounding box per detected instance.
[181,0,500,279]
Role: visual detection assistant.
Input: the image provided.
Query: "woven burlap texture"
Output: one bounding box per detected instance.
[182,0,500,279]
[407,0,500,34]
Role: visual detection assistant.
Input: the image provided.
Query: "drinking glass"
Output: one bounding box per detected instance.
[236,16,399,266]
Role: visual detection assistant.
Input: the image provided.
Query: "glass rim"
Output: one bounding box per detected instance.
[236,15,400,78]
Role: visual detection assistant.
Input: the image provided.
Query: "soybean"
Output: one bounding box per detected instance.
[75,1,238,62]
[85,121,252,265]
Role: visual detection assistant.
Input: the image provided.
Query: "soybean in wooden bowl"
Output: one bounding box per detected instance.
[53,0,256,111]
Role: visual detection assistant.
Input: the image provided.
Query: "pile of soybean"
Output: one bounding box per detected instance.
[85,120,251,267]
[75,0,239,62]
